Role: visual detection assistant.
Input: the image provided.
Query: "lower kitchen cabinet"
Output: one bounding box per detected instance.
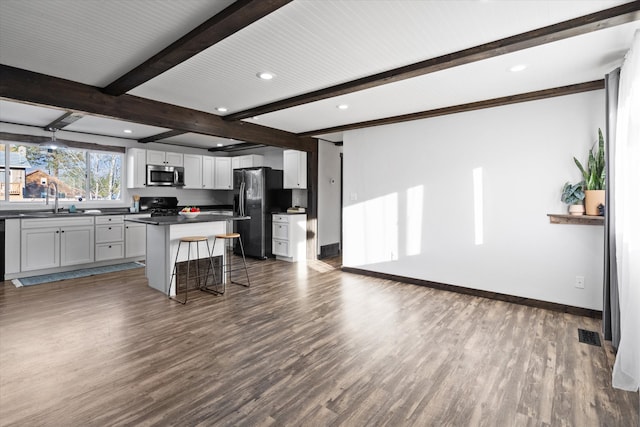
[272,213,306,262]
[125,221,146,258]
[21,217,95,271]
[95,216,125,261]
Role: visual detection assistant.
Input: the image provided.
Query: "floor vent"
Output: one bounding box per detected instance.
[578,329,602,347]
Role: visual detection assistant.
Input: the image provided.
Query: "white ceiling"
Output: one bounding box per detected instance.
[1,0,638,146]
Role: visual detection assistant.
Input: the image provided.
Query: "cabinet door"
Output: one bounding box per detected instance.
[232,157,241,170]
[284,150,307,189]
[60,226,94,266]
[127,148,146,188]
[183,154,203,189]
[164,151,184,167]
[214,157,232,189]
[202,156,215,189]
[21,227,60,271]
[146,150,165,165]
[125,224,146,258]
[239,155,253,168]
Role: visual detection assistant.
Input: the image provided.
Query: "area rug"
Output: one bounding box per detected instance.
[12,262,145,287]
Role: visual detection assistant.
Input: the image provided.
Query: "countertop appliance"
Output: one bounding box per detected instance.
[146,165,184,187]
[233,167,284,259]
[138,196,179,216]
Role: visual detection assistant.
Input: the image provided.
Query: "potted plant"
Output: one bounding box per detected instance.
[574,128,606,215]
[561,182,585,215]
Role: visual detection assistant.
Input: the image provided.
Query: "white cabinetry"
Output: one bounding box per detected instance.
[202,156,215,189]
[147,150,183,166]
[232,155,263,169]
[5,219,21,275]
[125,220,146,259]
[95,216,124,261]
[283,150,307,189]
[183,154,203,189]
[127,148,147,188]
[21,217,95,271]
[272,214,306,262]
[214,157,233,189]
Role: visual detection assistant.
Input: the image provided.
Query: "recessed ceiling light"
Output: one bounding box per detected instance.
[337,104,349,110]
[123,129,133,134]
[217,143,223,147]
[216,107,228,113]
[509,64,527,72]
[257,71,275,80]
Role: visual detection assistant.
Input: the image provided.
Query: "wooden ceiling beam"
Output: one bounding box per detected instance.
[298,80,605,137]
[0,65,316,152]
[44,111,84,130]
[103,0,293,95]
[138,129,188,143]
[225,2,640,121]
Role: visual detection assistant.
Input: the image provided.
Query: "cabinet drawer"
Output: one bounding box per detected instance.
[273,214,288,223]
[272,239,289,257]
[95,243,124,261]
[95,224,124,243]
[272,223,289,240]
[95,215,124,225]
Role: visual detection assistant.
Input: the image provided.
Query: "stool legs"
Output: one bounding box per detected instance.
[169,238,219,304]
[235,236,251,288]
[212,235,251,288]
[201,238,225,296]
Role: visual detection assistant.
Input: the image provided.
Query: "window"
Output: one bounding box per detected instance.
[1,144,123,202]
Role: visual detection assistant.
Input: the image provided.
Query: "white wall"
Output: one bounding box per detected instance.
[318,139,342,253]
[343,91,605,310]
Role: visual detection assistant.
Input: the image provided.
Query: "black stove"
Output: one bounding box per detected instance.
[149,208,179,217]
[139,197,179,217]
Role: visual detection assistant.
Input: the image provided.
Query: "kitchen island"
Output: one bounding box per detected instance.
[125,214,248,296]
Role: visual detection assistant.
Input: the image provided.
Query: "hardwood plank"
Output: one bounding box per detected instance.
[0,257,636,426]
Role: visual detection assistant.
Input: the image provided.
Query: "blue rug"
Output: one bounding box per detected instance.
[12,262,145,287]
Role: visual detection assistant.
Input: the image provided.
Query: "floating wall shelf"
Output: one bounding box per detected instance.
[547,214,604,225]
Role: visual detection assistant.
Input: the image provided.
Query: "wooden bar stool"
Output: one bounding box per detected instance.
[211,233,251,288]
[169,236,218,304]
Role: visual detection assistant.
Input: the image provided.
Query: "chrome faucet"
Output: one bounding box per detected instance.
[46,181,60,213]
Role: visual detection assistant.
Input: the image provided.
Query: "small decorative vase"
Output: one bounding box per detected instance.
[585,190,605,216]
[568,204,585,216]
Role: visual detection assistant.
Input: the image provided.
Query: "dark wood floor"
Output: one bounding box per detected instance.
[0,256,637,426]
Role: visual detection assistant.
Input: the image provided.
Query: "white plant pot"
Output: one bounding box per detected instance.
[568,204,585,216]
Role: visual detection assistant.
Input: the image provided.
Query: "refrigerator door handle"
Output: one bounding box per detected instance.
[240,181,245,216]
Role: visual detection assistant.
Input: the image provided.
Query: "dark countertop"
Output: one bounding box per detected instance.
[0,208,134,220]
[125,214,249,226]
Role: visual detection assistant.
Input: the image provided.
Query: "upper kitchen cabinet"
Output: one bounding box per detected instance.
[232,155,263,169]
[183,154,203,189]
[126,148,146,188]
[147,149,183,167]
[214,157,233,190]
[283,150,307,189]
[202,156,215,189]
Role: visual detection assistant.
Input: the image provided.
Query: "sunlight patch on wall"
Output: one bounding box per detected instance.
[406,185,424,256]
[344,192,398,265]
[473,167,484,245]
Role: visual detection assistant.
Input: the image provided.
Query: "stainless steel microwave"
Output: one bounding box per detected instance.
[146,165,185,187]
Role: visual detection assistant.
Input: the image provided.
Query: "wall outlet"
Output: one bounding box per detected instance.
[575,276,585,289]
[350,192,358,201]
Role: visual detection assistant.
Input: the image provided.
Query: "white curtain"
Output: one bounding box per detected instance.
[612,29,640,392]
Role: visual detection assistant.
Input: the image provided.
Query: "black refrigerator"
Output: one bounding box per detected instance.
[233,167,284,259]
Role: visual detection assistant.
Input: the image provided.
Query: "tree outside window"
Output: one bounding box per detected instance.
[1,144,122,202]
